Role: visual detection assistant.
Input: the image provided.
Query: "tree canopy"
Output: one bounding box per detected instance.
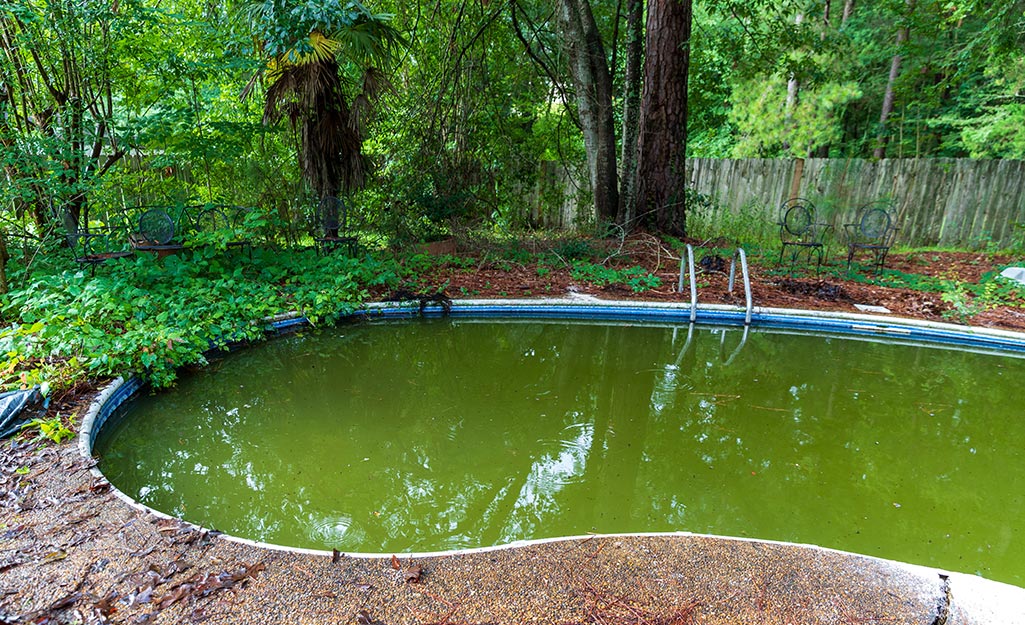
[2,0,1024,242]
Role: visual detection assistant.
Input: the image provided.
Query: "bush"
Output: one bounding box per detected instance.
[0,248,400,390]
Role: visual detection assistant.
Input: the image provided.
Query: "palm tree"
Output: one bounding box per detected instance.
[242,0,402,201]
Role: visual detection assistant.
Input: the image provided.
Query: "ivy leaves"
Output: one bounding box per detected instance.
[0,251,400,391]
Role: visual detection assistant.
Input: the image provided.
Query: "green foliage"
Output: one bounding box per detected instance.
[685,196,778,250]
[961,103,1025,159]
[940,275,1023,323]
[21,414,76,445]
[0,251,399,390]
[570,262,661,292]
[730,76,862,158]
[549,238,599,262]
[243,0,402,59]
[941,280,997,324]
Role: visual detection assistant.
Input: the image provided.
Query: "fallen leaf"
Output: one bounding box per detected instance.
[155,584,190,609]
[93,591,119,617]
[403,565,423,583]
[41,550,68,564]
[390,554,401,570]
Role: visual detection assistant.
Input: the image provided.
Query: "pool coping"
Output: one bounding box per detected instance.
[76,298,1025,620]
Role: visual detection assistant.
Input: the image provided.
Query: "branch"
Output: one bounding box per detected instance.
[509,0,581,130]
[16,16,64,103]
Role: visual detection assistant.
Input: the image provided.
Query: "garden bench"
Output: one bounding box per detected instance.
[777,198,831,270]
[845,201,898,270]
[127,204,251,258]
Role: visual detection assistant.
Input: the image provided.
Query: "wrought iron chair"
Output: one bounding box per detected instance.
[129,208,185,257]
[845,201,898,270]
[314,196,358,255]
[777,198,831,270]
[62,209,133,272]
[194,205,251,256]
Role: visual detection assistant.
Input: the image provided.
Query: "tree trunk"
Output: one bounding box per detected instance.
[636,0,692,236]
[557,0,619,224]
[784,13,804,152]
[616,0,643,227]
[841,0,855,26]
[0,232,8,295]
[874,1,913,159]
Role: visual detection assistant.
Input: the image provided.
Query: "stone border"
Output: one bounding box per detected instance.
[76,299,1025,619]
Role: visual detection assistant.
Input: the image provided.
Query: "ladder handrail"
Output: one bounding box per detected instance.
[677,244,697,323]
[727,248,753,325]
[679,245,754,326]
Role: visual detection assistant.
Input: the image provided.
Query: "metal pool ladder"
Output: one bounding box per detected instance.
[678,245,754,325]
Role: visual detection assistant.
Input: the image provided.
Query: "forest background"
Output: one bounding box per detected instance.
[4,0,1024,248]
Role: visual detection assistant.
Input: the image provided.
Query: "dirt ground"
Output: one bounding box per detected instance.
[3,238,1025,624]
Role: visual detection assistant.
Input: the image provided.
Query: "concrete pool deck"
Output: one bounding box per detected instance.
[4,300,1025,623]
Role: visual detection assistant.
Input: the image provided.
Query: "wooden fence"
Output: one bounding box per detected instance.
[686,158,1025,248]
[529,157,1025,248]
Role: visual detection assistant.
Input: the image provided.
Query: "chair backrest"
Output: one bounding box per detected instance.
[859,207,892,240]
[138,208,175,244]
[780,198,815,237]
[61,208,81,247]
[318,196,342,231]
[197,207,230,232]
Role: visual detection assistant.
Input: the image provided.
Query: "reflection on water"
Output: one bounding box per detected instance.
[96,320,1025,585]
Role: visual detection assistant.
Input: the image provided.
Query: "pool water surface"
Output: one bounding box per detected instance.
[95,319,1025,585]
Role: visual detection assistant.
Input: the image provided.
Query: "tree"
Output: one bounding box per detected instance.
[874,0,913,159]
[616,0,643,226]
[242,0,402,202]
[0,0,132,231]
[635,0,692,236]
[554,0,618,223]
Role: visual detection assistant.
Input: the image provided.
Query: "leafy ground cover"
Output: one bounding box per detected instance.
[1,247,400,397]
[392,232,1025,328]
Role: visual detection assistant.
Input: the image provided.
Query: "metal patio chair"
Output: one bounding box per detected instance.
[129,208,186,257]
[777,198,831,270]
[62,209,134,272]
[314,196,358,255]
[845,201,898,271]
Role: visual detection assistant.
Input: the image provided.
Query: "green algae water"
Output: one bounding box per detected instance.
[96,319,1025,585]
